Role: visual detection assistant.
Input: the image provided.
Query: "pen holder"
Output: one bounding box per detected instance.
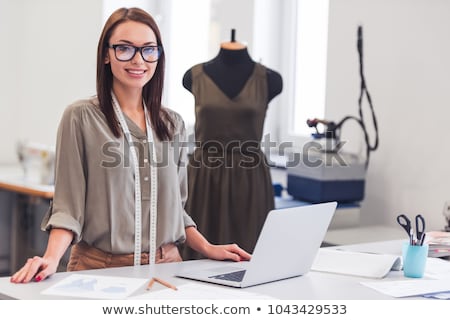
[402,242,428,278]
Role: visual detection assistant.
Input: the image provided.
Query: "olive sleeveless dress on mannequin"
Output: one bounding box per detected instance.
[183,62,274,260]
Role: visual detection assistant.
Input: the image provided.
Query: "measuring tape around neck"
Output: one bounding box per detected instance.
[112,94,158,265]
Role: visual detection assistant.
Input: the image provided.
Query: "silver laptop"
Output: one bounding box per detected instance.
[176,201,337,288]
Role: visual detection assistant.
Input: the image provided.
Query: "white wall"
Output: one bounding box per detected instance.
[0,0,102,164]
[0,0,19,164]
[326,0,450,230]
[0,8,17,265]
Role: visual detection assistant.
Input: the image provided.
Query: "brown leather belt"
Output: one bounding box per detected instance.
[67,241,179,271]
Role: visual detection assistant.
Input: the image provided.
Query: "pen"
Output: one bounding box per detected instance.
[147,277,178,291]
[154,277,178,291]
[146,278,156,290]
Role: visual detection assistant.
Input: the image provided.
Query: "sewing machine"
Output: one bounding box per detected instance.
[16,141,55,185]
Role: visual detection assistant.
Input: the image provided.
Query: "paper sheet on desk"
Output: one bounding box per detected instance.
[129,283,275,300]
[311,248,402,278]
[361,279,450,298]
[41,274,148,299]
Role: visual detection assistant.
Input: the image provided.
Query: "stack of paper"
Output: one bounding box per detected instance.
[311,248,402,278]
[426,231,450,258]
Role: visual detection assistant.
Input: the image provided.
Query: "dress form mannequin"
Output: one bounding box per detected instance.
[181,31,283,260]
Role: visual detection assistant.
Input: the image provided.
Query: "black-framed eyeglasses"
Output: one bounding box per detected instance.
[108,44,162,63]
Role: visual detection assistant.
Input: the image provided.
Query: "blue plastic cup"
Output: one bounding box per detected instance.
[402,242,428,278]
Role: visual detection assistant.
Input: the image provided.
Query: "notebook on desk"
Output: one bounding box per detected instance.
[176,202,337,288]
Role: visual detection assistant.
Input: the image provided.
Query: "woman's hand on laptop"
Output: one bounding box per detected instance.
[185,226,251,261]
[204,243,252,262]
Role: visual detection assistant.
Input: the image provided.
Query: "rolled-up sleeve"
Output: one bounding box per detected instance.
[41,104,86,244]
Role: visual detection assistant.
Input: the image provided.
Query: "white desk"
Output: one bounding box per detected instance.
[0,260,392,300]
[0,240,434,300]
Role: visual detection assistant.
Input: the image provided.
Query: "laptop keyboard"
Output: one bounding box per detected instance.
[209,270,246,282]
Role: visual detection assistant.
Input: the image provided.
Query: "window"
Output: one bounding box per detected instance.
[162,0,211,133]
[293,0,329,136]
[277,0,329,147]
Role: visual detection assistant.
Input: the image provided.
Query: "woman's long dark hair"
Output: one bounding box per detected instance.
[97,7,174,140]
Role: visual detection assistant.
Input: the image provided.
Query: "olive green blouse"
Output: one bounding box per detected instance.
[41,97,196,254]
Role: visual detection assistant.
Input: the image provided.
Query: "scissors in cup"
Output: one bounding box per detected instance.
[396,214,426,246]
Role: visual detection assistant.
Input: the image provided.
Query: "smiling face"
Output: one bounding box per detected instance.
[106,20,158,95]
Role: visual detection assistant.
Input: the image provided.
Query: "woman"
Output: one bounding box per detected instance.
[11,7,250,284]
